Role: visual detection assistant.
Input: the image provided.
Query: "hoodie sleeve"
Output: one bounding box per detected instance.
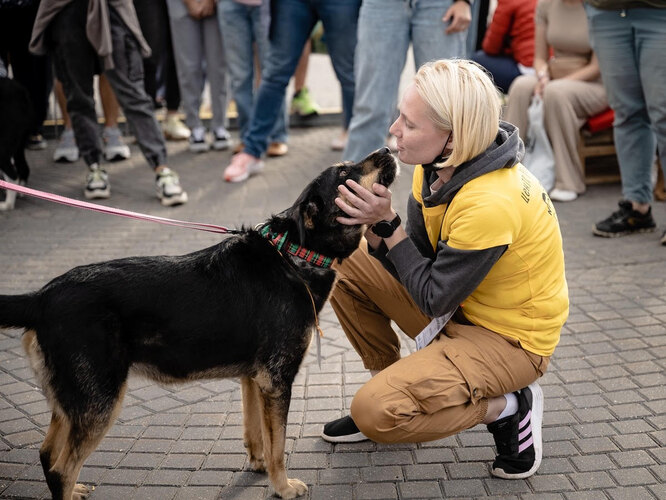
[387,237,507,318]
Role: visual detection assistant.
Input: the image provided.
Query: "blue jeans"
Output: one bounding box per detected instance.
[585,5,666,204]
[343,0,467,162]
[471,50,521,94]
[242,0,360,158]
[217,0,287,144]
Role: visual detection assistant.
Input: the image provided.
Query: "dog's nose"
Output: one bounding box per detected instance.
[378,146,391,155]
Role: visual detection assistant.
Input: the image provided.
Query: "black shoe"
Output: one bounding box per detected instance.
[661,230,666,246]
[321,415,368,443]
[593,200,656,237]
[487,382,543,479]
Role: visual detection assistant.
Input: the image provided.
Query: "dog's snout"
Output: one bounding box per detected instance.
[378,146,391,155]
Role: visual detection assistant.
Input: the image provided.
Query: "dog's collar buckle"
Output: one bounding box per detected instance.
[259,225,333,269]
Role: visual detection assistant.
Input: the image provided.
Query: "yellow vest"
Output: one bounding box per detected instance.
[412,164,569,356]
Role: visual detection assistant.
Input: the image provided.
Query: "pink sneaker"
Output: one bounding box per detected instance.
[223,152,265,183]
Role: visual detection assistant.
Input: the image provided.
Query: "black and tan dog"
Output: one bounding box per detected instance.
[0,148,397,499]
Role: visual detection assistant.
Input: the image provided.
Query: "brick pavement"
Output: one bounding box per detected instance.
[1,127,665,499]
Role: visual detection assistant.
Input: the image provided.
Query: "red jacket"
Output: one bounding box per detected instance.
[482,0,537,67]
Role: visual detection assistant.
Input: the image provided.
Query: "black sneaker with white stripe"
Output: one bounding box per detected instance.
[321,415,368,443]
[487,381,543,479]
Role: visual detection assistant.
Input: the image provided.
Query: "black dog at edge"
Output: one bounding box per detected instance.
[0,148,398,499]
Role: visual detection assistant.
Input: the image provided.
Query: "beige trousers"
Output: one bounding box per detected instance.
[504,75,608,194]
[331,240,549,443]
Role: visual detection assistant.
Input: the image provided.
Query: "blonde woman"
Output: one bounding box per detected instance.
[321,59,569,480]
[504,0,608,202]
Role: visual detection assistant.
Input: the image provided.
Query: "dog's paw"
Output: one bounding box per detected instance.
[277,478,308,499]
[249,456,266,472]
[72,483,91,499]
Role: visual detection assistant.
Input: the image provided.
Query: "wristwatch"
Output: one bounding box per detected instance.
[371,213,402,238]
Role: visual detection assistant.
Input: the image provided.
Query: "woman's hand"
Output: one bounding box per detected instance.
[534,70,550,96]
[335,179,395,226]
[443,1,472,35]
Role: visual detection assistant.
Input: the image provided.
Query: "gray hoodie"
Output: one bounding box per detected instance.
[371,121,525,319]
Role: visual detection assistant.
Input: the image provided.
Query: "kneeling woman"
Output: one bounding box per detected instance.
[322,59,569,480]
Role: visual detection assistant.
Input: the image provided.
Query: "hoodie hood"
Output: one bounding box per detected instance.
[421,121,524,208]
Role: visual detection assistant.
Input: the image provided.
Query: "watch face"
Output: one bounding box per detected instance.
[371,221,393,238]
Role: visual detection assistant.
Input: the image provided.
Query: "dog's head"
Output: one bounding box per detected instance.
[267,147,399,261]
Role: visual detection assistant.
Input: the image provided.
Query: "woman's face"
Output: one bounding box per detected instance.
[388,84,451,166]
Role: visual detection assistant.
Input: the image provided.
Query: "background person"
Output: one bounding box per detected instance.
[503,0,607,203]
[321,60,569,482]
[584,0,666,241]
[471,0,538,94]
[342,0,472,163]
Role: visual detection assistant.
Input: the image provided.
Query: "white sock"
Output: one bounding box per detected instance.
[496,392,519,421]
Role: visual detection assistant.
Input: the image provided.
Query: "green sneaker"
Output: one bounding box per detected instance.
[291,87,319,117]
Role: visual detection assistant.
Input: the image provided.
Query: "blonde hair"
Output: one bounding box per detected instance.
[413,59,502,167]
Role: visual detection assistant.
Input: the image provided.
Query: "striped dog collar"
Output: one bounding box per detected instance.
[259,225,333,268]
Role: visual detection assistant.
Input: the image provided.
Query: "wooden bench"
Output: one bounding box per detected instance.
[577,108,621,184]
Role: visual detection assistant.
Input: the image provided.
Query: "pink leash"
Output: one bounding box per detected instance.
[0,179,239,235]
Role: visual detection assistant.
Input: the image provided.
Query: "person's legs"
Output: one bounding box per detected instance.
[316,0,361,131]
[330,240,431,371]
[242,0,315,158]
[218,0,256,138]
[542,79,608,195]
[350,323,546,443]
[202,14,228,133]
[470,51,521,94]
[342,0,410,162]
[411,0,466,67]
[166,0,205,132]
[99,73,132,161]
[503,74,538,141]
[49,0,102,168]
[253,0,288,145]
[105,8,168,171]
[585,6,658,205]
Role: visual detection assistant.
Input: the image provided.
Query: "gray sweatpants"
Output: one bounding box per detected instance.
[50,0,167,168]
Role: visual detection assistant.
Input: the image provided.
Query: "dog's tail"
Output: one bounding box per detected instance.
[0,293,40,330]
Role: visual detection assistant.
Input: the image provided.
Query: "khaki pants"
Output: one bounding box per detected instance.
[331,240,549,443]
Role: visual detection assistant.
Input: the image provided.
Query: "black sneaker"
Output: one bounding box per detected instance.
[321,415,368,443]
[487,382,543,479]
[661,230,666,246]
[593,200,656,237]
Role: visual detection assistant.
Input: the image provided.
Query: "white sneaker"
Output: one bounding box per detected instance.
[53,129,79,163]
[163,114,190,141]
[189,126,210,153]
[212,127,232,151]
[156,167,188,206]
[84,164,110,199]
[549,188,578,202]
[103,127,131,161]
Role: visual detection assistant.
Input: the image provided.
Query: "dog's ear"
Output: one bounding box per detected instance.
[295,199,319,245]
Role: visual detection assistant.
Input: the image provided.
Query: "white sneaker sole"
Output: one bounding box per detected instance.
[320,430,368,443]
[54,149,80,162]
[104,145,131,162]
[189,142,210,153]
[158,191,188,207]
[84,188,111,200]
[491,381,543,480]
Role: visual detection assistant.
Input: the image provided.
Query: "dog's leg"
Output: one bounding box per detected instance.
[40,412,70,495]
[241,376,265,472]
[46,383,127,500]
[256,383,307,499]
